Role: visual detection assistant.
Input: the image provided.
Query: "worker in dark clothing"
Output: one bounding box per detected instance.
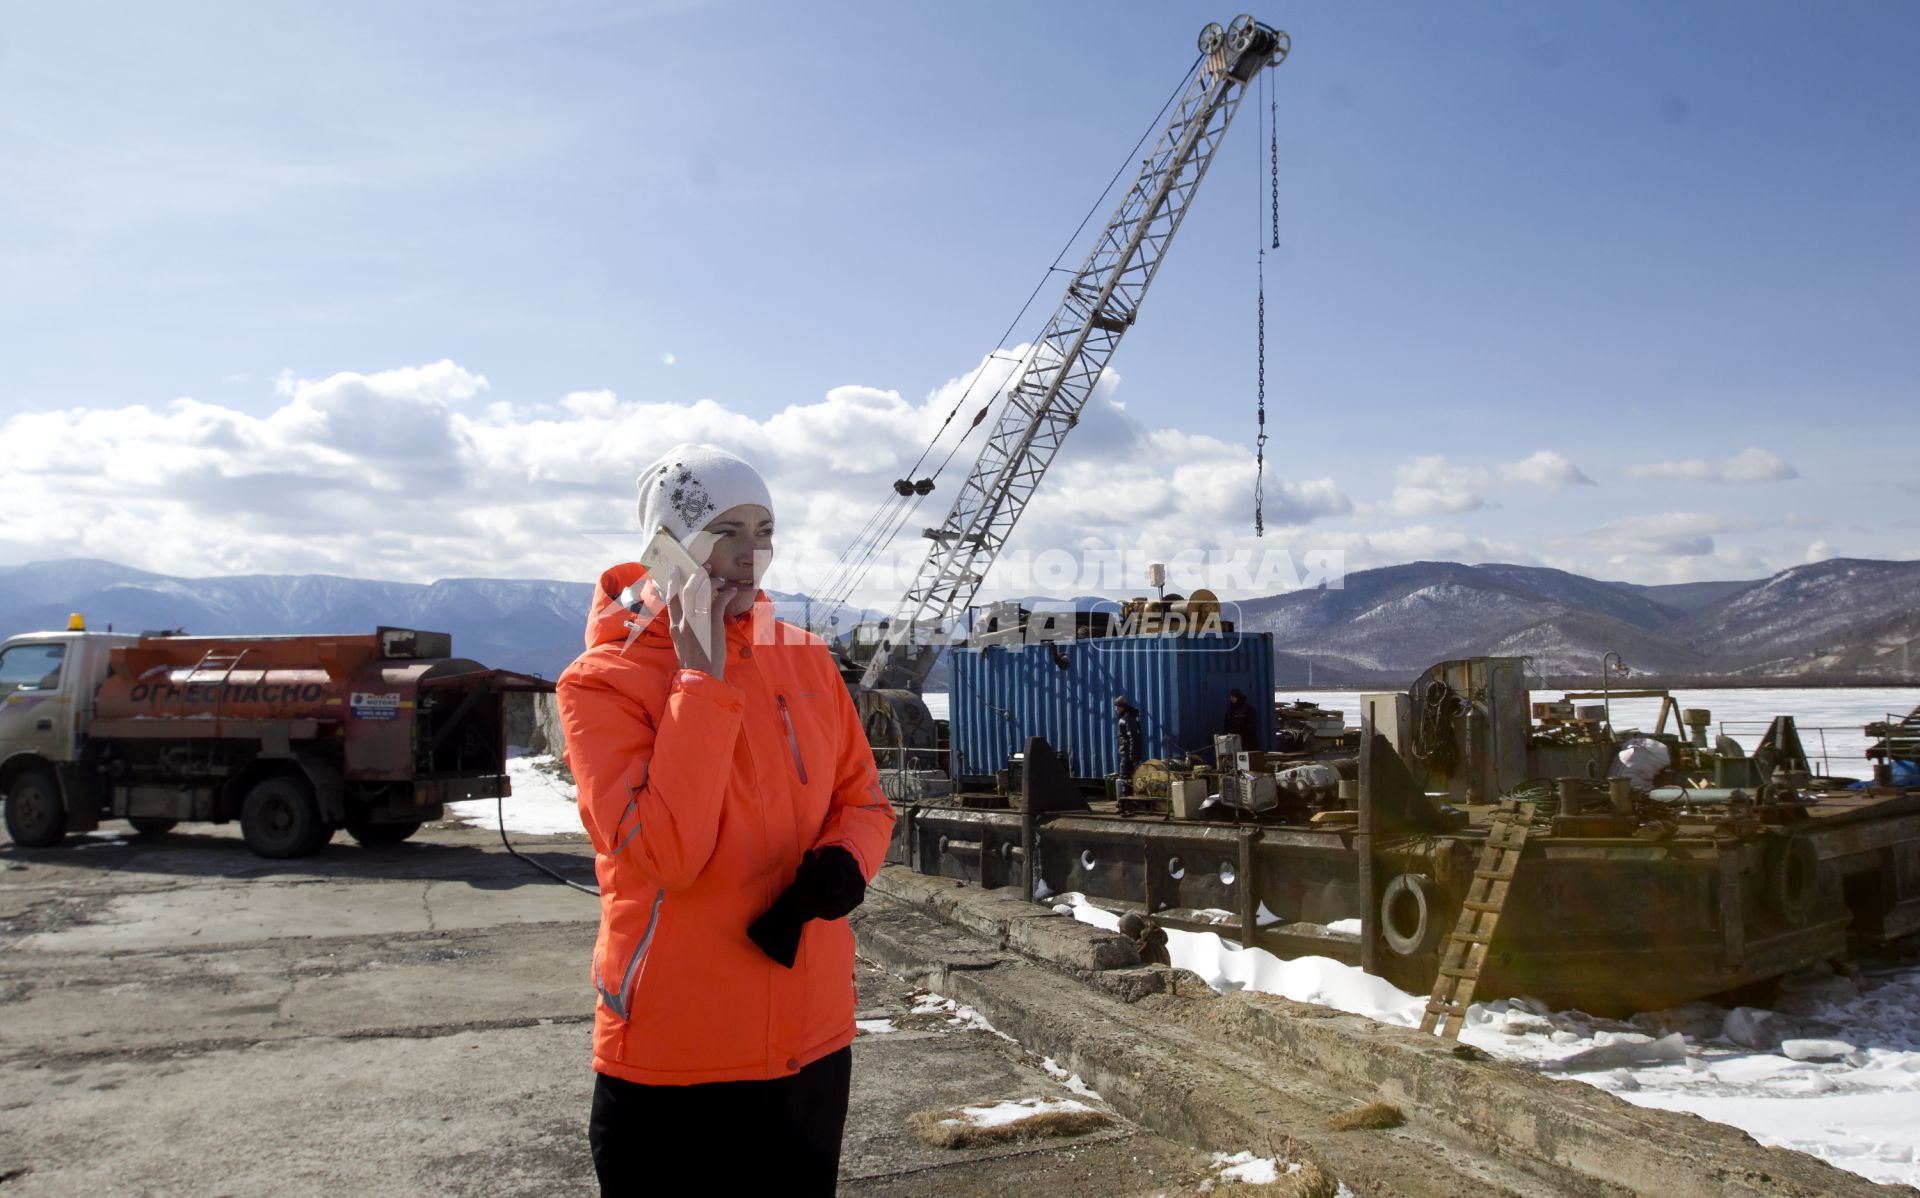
[1222,688,1260,751]
[1114,695,1143,797]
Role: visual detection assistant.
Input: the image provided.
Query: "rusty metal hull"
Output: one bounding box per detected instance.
[885,788,1920,1015]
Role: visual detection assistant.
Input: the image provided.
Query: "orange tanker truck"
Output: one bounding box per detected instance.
[0,618,550,858]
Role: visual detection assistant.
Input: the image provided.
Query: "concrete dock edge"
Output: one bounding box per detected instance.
[855,866,1911,1198]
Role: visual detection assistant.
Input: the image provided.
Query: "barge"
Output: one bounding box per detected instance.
[877,629,1920,1014]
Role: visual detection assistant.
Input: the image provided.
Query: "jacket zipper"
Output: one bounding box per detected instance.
[776,694,809,785]
[593,887,665,1021]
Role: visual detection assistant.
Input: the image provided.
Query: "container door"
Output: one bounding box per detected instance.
[0,640,75,765]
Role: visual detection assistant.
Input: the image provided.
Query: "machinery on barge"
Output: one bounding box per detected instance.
[882,633,1920,1014]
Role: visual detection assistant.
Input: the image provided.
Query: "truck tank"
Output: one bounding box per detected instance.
[61,625,551,862]
[92,627,502,780]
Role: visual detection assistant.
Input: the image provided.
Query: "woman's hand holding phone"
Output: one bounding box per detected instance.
[665,565,740,679]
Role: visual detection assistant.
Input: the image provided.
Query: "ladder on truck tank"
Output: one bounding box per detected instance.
[1420,798,1535,1040]
[184,647,252,726]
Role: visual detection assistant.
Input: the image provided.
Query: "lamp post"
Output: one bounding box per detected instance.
[1601,651,1630,729]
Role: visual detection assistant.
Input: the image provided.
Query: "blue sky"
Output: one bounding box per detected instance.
[1,1,1915,594]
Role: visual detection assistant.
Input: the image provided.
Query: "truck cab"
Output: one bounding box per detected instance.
[0,624,137,844]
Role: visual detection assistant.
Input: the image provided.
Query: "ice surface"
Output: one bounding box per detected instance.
[1546,1032,1687,1073]
[1782,1039,1856,1062]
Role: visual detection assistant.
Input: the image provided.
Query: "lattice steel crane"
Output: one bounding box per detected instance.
[858,15,1291,701]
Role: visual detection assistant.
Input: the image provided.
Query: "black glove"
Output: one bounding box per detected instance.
[747,848,868,968]
[793,846,867,920]
[747,889,810,969]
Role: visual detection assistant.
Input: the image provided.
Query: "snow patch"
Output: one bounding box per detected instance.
[445,754,582,835]
[911,991,1012,1040]
[1039,1056,1104,1101]
[942,1096,1094,1130]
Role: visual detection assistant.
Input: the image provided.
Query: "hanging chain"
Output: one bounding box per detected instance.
[1253,81,1279,536]
[1253,73,1270,537]
[1269,91,1280,250]
[1255,249,1267,536]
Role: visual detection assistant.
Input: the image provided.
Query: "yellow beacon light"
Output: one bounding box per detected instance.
[68,612,85,631]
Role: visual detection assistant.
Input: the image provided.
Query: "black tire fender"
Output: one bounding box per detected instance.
[1380,873,1444,957]
[1764,834,1820,925]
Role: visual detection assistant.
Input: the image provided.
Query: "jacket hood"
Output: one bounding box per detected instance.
[583,562,772,651]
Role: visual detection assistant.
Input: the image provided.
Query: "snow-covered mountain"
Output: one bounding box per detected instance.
[0,560,828,681]
[1233,559,1916,685]
[1664,558,1920,679]
[3,557,1914,686]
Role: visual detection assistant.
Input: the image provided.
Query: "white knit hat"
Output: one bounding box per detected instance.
[636,443,774,549]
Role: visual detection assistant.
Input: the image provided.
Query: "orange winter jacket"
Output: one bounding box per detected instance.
[557,562,896,1086]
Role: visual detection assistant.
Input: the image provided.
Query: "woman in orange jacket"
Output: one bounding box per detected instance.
[558,444,896,1196]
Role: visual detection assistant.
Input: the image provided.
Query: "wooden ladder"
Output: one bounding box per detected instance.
[1419,797,1535,1040]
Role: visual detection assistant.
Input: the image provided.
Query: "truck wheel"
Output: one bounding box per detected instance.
[129,818,178,837]
[347,820,422,847]
[4,768,67,848]
[240,777,325,859]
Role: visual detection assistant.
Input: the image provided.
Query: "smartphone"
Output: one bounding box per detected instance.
[640,524,705,584]
[639,525,715,655]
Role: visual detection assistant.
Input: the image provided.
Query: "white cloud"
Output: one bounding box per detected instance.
[1371,450,1593,517]
[1806,539,1837,563]
[1501,450,1594,490]
[1573,511,1778,583]
[1624,447,1799,484]
[1380,456,1496,517]
[1314,524,1537,571]
[0,354,1350,591]
[1588,511,1730,558]
[560,389,620,419]
[0,359,1821,595]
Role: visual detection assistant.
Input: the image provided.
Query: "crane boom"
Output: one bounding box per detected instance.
[861,15,1290,692]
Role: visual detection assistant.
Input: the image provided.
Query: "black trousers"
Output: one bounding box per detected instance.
[589,1047,852,1196]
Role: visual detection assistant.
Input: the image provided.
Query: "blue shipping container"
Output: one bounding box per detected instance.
[946,633,1275,782]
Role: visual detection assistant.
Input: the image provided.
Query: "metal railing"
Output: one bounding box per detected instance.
[1714,720,1855,778]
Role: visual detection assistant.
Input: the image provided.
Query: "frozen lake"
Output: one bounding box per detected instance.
[924,685,1920,780]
